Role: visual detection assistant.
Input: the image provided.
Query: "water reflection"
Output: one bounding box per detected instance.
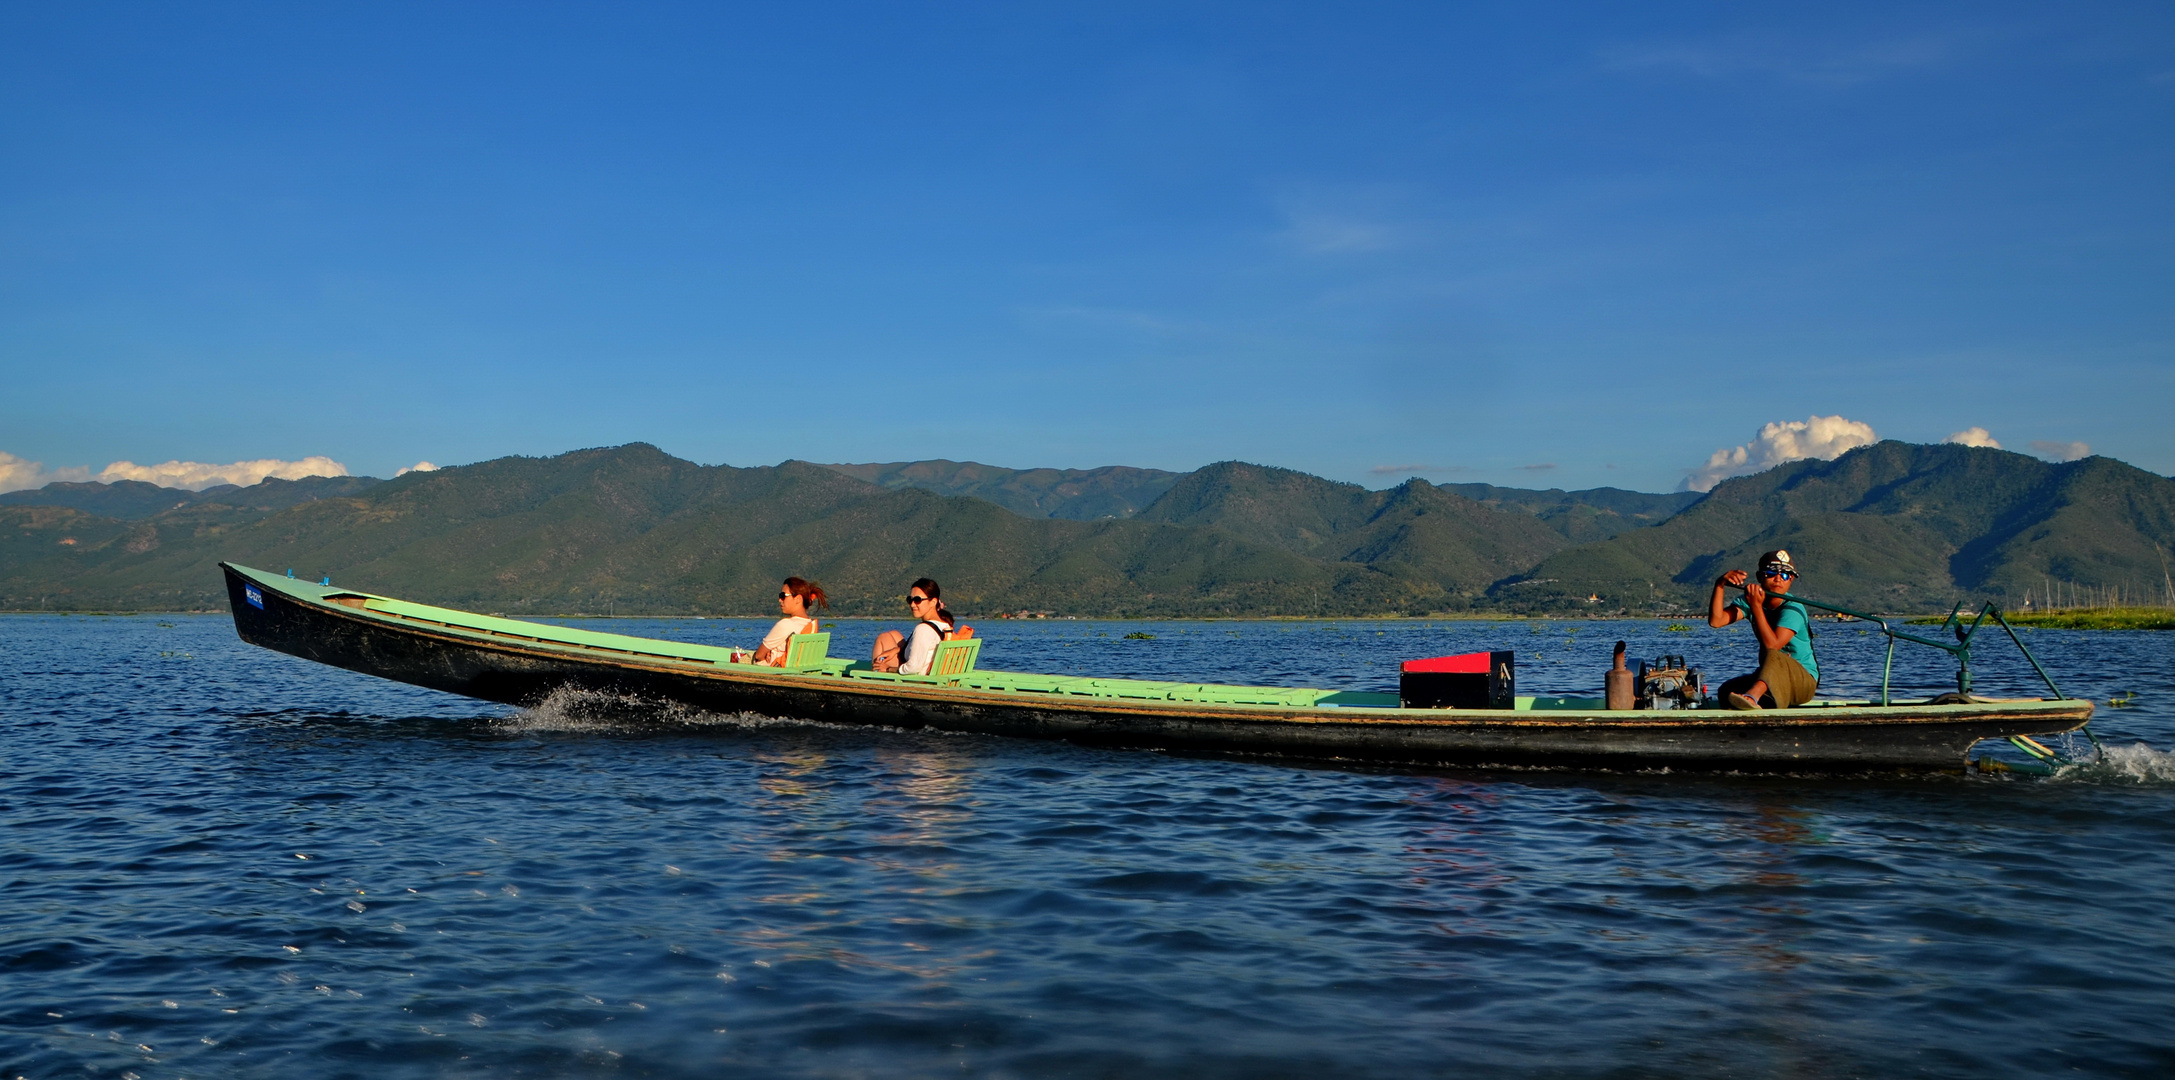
[734,748,996,992]
[753,749,830,804]
[1396,777,1517,936]
[1730,802,1816,975]
[868,749,977,854]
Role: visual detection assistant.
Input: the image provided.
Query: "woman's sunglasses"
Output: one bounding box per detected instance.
[906,594,931,605]
[778,591,796,600]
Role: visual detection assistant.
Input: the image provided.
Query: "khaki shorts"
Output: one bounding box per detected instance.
[1720,650,1818,708]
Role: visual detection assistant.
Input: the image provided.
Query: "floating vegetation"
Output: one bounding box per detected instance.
[2110,692,2138,708]
[1122,631,1155,640]
[1912,607,2175,631]
[1664,623,1692,632]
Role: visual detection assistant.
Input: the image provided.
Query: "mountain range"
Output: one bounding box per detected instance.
[807,461,1700,543]
[1499,441,2175,611]
[0,475,383,518]
[812,460,1181,520]
[3,442,2169,616]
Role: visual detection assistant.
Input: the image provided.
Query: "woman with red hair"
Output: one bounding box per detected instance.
[753,576,828,666]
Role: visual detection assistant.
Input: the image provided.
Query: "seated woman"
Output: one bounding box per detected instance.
[872,578,954,674]
[1707,550,1819,710]
[752,577,828,667]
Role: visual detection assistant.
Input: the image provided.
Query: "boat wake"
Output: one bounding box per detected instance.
[502,684,827,734]
[2056,741,2175,784]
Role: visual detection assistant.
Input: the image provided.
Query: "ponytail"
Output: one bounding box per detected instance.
[782,576,828,612]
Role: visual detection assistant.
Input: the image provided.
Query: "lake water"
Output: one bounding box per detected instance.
[5,612,2175,1078]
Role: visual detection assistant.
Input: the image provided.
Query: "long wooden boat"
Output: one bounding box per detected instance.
[221,562,2092,773]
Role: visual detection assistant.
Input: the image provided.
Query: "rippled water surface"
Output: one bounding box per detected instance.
[6,613,2175,1079]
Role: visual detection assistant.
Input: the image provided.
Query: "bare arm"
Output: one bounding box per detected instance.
[1709,570,1746,628]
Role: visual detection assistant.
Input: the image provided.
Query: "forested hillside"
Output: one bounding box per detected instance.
[814,460,1181,519]
[5,442,2168,616]
[0,447,1470,615]
[1438,483,1703,542]
[1497,442,2175,612]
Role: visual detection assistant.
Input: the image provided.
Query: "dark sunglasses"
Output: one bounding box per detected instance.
[906,594,931,604]
[778,591,796,600]
[1758,568,1796,580]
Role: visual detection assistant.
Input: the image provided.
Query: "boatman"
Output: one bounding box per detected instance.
[1707,549,1819,710]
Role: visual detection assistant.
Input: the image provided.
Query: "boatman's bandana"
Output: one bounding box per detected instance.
[1759,549,1796,577]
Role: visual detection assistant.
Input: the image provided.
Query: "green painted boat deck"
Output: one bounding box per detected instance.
[238,564,1728,714]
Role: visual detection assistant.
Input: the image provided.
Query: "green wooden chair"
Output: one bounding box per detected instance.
[780,631,832,671]
[843,638,981,684]
[926,637,982,680]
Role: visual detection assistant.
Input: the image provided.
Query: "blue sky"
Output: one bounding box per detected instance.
[3,1,2170,494]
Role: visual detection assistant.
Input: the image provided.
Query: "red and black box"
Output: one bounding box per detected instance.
[1399,651,1515,709]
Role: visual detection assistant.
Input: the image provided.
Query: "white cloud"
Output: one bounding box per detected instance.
[96,456,349,491]
[0,453,35,493]
[1270,184,1418,255]
[1281,212,1402,254]
[396,461,440,476]
[1682,415,1879,492]
[0,452,92,494]
[2,451,351,494]
[1601,29,1976,87]
[1943,427,2001,449]
[2030,440,2091,462]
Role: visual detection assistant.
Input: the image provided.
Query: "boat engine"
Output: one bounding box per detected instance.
[1635,655,1705,710]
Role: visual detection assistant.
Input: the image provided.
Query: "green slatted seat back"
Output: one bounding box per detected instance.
[782,632,832,670]
[929,638,981,679]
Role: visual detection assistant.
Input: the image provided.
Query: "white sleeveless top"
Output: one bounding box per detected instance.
[760,615,818,658]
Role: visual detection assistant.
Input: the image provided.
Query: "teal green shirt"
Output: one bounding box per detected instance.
[1728,597,1819,680]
